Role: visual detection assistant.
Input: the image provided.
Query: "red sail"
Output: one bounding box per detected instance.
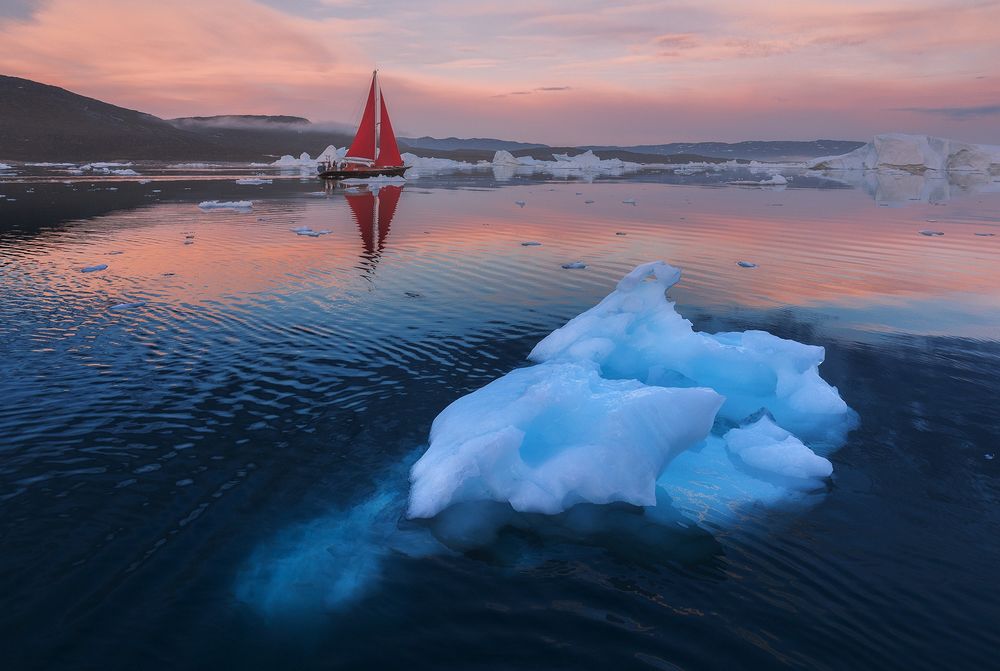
[346,74,377,161]
[374,93,403,168]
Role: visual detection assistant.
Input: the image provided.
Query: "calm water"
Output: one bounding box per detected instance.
[1,166,999,670]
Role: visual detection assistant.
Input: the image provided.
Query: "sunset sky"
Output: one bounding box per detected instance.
[1,0,998,145]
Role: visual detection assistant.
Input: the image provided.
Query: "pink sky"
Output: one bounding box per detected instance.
[2,0,999,144]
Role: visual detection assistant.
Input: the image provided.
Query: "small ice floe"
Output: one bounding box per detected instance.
[107,251,124,255]
[919,230,944,236]
[151,189,161,193]
[109,301,146,311]
[615,232,627,236]
[198,200,253,211]
[405,291,421,298]
[515,200,526,207]
[176,479,194,487]
[926,218,938,223]
[622,198,637,205]
[162,272,176,276]
[138,179,152,185]
[985,453,995,460]
[81,264,108,273]
[727,174,788,186]
[290,226,311,233]
[737,261,758,268]
[585,200,594,204]
[111,169,139,176]
[183,240,194,245]
[521,241,542,246]
[974,232,996,237]
[235,178,272,185]
[561,261,587,269]
[106,187,118,191]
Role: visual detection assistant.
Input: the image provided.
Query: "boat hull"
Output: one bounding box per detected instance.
[318,166,408,180]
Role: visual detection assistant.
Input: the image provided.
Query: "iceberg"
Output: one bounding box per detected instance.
[409,261,855,526]
[809,133,1000,173]
[491,149,647,177]
[271,152,316,168]
[235,178,272,185]
[198,200,253,211]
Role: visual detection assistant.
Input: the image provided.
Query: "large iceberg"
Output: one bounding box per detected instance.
[408,262,855,524]
[809,133,1000,173]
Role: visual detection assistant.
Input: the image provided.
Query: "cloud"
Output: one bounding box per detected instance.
[893,104,1000,119]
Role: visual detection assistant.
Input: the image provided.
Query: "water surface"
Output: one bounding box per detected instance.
[1,166,998,670]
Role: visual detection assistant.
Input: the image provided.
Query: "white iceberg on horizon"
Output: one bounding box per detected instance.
[809,133,1000,173]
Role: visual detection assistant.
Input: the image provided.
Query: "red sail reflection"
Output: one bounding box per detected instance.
[345,184,403,256]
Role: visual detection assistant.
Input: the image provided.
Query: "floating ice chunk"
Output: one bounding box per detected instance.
[198,200,253,211]
[111,168,139,176]
[403,153,475,172]
[724,417,832,480]
[235,178,272,185]
[919,230,944,236]
[561,261,587,269]
[728,174,787,186]
[515,200,526,207]
[407,261,854,533]
[138,179,151,185]
[168,162,222,168]
[109,301,146,311]
[528,261,852,439]
[107,251,124,255]
[271,152,315,168]
[81,264,108,273]
[408,361,723,518]
[521,241,542,246]
[622,198,637,205]
[290,226,311,233]
[737,261,758,268]
[975,232,996,237]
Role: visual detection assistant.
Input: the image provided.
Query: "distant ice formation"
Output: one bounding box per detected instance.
[728,174,787,186]
[408,261,855,526]
[809,133,1000,173]
[235,178,272,185]
[198,200,253,211]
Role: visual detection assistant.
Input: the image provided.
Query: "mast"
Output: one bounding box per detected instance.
[374,69,380,161]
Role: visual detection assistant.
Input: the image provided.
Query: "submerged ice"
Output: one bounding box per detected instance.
[409,261,855,525]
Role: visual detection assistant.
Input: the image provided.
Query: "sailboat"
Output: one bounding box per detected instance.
[319,71,409,180]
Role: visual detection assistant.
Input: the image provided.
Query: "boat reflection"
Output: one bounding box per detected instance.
[343,184,403,276]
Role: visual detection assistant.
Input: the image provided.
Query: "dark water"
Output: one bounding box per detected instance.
[1,166,999,670]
